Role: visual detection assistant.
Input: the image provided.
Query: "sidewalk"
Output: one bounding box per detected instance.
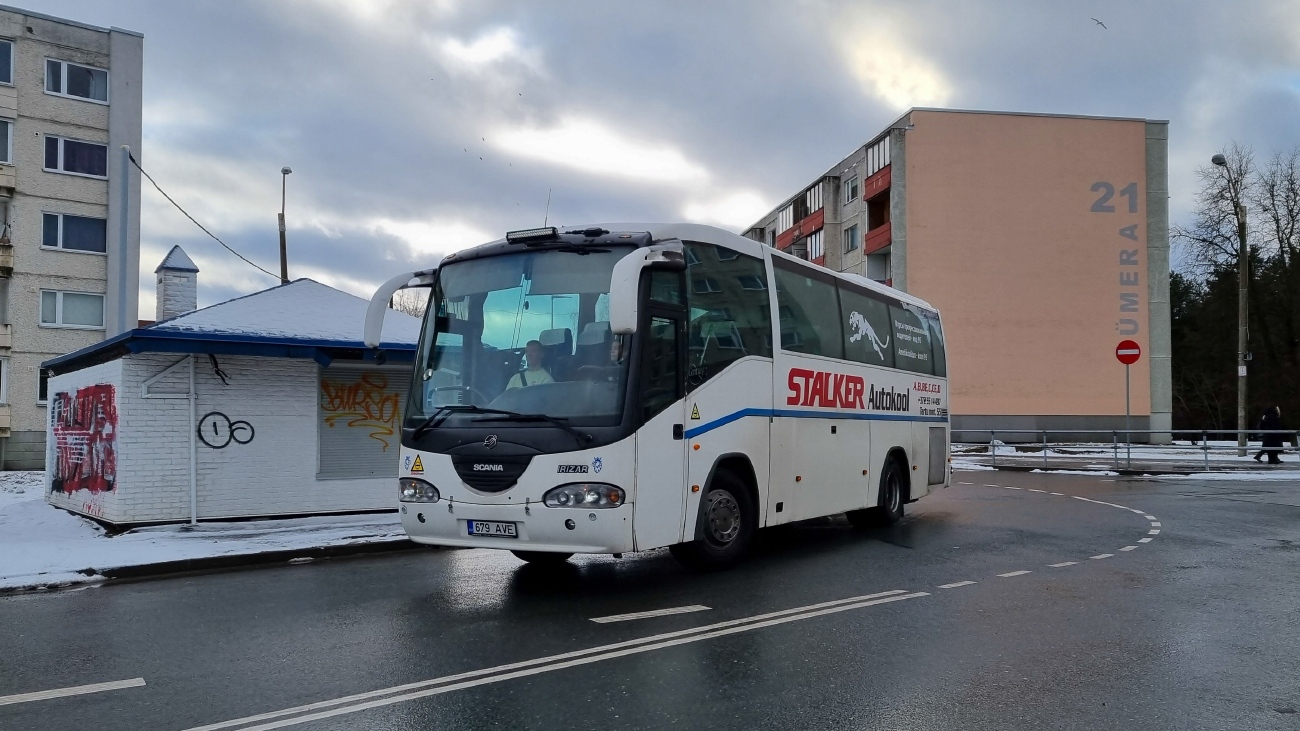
[0,472,416,593]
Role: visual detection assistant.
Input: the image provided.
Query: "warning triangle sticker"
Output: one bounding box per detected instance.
[411,455,424,474]
[691,404,700,420]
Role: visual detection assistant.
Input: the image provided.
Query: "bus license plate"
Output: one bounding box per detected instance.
[467,520,517,538]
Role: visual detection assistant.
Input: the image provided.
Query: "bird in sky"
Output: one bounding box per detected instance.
[1091,17,1107,29]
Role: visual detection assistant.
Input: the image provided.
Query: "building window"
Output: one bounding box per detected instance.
[776,204,794,233]
[716,247,739,261]
[42,213,108,253]
[844,175,859,203]
[45,59,109,103]
[45,136,108,178]
[0,357,8,404]
[804,183,823,215]
[0,40,12,86]
[866,137,890,177]
[0,119,11,164]
[867,192,890,231]
[807,230,824,260]
[737,274,766,291]
[692,277,722,294]
[844,224,860,253]
[39,290,105,329]
[38,370,48,405]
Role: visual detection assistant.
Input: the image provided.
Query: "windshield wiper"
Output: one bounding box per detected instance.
[471,411,592,446]
[411,404,485,439]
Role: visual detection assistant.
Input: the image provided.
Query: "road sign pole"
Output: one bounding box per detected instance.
[1125,363,1131,470]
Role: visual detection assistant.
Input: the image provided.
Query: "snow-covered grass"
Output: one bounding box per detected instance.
[0,471,406,592]
[1149,471,1300,481]
[954,440,1295,463]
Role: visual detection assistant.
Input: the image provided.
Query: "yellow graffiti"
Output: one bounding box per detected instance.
[320,373,402,451]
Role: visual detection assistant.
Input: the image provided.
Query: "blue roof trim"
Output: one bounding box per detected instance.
[42,327,417,371]
[683,407,948,440]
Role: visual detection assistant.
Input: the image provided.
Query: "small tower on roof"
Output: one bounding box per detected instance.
[155,245,199,321]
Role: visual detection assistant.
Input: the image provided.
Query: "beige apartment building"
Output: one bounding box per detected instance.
[746,108,1171,437]
[0,5,142,468]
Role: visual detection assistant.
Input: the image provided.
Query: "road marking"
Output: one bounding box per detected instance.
[957,481,973,485]
[1138,537,1153,543]
[1149,522,1161,527]
[0,678,146,707]
[997,570,1031,577]
[590,605,710,623]
[1091,554,1114,559]
[1027,488,1045,493]
[1049,492,1064,496]
[1144,514,1157,519]
[1119,546,1138,551]
[1131,509,1146,514]
[184,590,925,731]
[1148,529,1160,535]
[1049,562,1077,567]
[937,581,977,589]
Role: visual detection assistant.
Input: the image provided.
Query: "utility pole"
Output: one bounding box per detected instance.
[279,166,292,284]
[1212,153,1249,456]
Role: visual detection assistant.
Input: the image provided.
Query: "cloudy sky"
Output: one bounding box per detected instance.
[23,0,1300,311]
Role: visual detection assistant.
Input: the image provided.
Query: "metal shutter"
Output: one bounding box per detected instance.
[318,366,411,479]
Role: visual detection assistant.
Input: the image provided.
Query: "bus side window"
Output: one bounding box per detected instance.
[641,316,681,421]
[773,261,843,359]
[684,242,771,391]
[925,312,946,377]
[889,305,933,375]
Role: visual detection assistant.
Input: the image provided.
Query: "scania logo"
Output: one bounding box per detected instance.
[484,434,498,449]
[473,463,504,472]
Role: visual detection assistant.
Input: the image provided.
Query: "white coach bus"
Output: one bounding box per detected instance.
[365,223,949,569]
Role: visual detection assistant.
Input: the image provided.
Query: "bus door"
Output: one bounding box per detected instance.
[631,301,689,550]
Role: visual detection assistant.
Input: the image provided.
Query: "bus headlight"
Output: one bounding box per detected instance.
[400,478,440,503]
[543,483,624,508]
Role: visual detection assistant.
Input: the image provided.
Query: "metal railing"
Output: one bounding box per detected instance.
[952,429,1299,471]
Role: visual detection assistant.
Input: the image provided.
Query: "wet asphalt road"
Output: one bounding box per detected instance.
[4,470,1300,731]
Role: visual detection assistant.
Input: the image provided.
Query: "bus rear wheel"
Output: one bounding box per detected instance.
[511,550,573,564]
[847,458,905,528]
[670,473,756,571]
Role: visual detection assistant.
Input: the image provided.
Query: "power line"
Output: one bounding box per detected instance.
[127,151,280,280]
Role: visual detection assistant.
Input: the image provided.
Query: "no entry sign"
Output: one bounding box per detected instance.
[1115,340,1141,366]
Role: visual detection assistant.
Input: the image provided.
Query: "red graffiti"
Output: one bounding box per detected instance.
[786,367,866,409]
[320,373,402,451]
[51,384,118,494]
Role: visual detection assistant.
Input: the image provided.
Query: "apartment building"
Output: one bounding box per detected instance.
[745,108,1171,437]
[0,6,142,468]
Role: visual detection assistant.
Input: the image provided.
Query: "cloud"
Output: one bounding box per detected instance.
[682,190,772,229]
[836,21,952,110]
[438,26,533,69]
[367,217,496,258]
[491,116,711,185]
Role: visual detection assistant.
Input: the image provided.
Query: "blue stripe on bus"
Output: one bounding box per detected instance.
[682,408,949,440]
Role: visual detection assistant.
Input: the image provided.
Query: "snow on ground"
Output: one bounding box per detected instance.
[0,471,405,591]
[954,440,1296,463]
[1030,468,1120,476]
[950,460,995,471]
[1150,471,1300,481]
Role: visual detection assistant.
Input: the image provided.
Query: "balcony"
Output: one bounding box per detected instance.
[0,404,11,436]
[0,323,11,351]
[865,222,892,254]
[775,208,825,250]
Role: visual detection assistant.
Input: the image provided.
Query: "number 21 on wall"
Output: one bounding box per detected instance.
[1091,182,1138,213]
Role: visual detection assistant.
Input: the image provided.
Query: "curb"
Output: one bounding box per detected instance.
[2,539,432,595]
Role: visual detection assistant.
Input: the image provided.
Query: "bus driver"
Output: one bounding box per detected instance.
[506,340,554,389]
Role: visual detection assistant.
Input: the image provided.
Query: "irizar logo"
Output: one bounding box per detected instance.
[557,464,589,474]
[473,463,505,472]
[848,311,890,359]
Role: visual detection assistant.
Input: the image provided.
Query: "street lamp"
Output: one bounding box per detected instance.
[279,166,293,284]
[1212,153,1249,455]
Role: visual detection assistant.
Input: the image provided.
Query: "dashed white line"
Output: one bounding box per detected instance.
[1119,546,1138,551]
[997,570,1032,577]
[1049,562,1078,567]
[1091,554,1114,559]
[1027,488,1045,493]
[1143,514,1157,520]
[937,581,977,589]
[1150,522,1161,527]
[1138,537,1153,543]
[0,678,146,707]
[1148,529,1160,535]
[1049,492,1064,496]
[590,605,711,623]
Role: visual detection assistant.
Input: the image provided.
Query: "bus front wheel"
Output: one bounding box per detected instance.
[511,550,573,564]
[847,458,905,528]
[670,472,756,571]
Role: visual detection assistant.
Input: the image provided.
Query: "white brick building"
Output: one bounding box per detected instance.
[42,278,421,525]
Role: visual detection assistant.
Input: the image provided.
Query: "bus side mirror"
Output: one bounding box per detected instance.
[609,243,685,335]
[364,266,439,349]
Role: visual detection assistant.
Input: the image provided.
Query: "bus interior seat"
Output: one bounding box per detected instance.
[575,321,612,369]
[538,328,573,379]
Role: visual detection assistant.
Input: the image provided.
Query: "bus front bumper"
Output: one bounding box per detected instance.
[399,501,635,554]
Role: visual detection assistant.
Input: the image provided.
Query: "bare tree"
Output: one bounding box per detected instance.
[389,288,429,318]
[1172,141,1258,274]
[1253,146,1300,268]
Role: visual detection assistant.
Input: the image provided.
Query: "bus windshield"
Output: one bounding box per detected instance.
[408,246,634,428]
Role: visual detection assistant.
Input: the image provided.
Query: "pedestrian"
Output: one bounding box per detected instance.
[1254,406,1284,464]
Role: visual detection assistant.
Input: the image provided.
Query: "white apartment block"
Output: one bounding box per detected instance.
[0,5,142,468]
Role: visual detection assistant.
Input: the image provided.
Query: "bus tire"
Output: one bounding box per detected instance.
[511,550,573,564]
[847,458,905,528]
[670,472,756,571]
